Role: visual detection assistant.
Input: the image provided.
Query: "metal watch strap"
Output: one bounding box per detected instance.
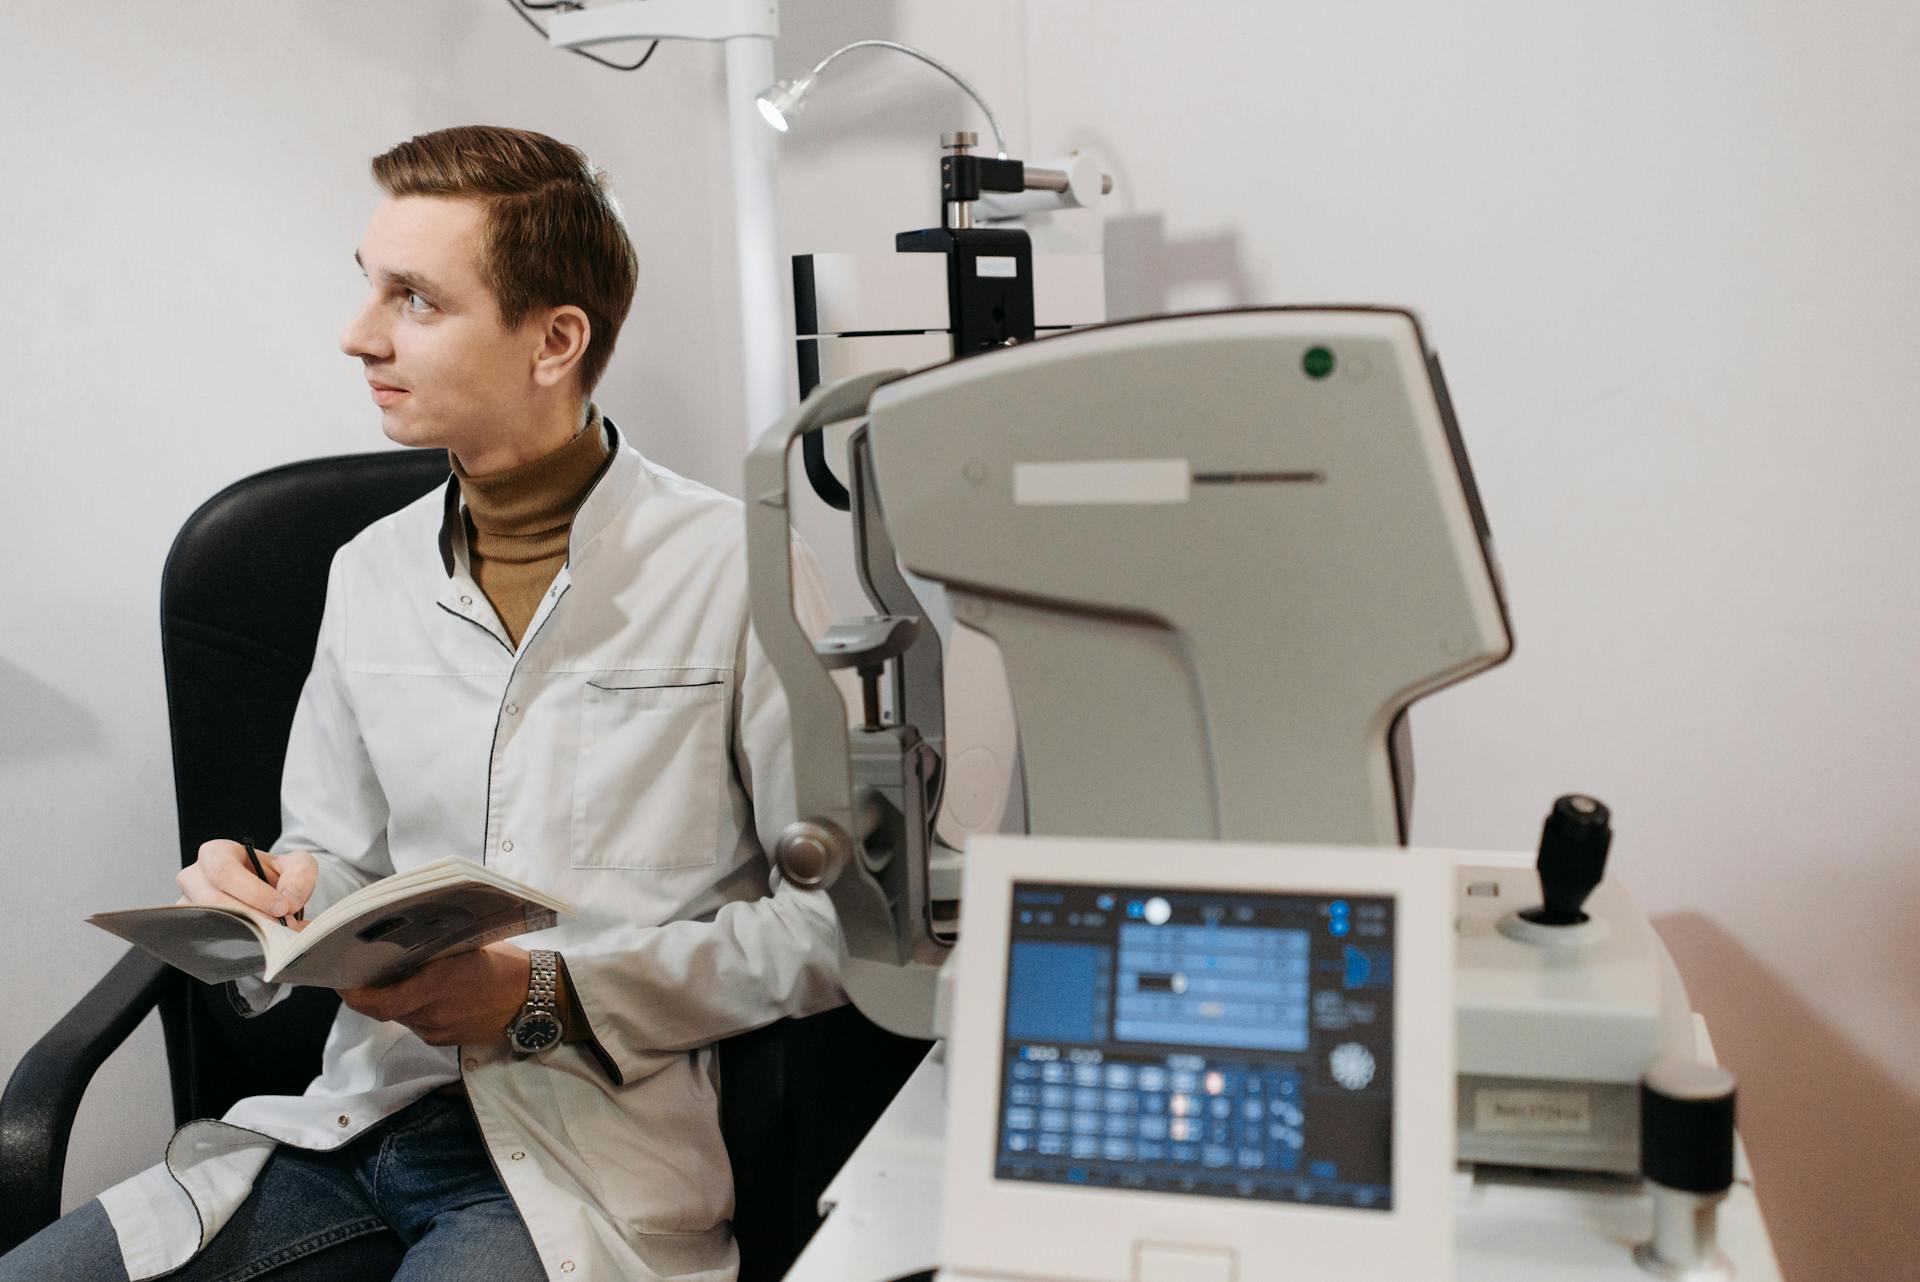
[526,949,558,1011]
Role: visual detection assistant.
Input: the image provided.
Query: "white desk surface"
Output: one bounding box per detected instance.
[785,1034,1782,1282]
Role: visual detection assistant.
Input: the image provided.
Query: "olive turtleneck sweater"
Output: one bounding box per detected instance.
[451,407,612,649]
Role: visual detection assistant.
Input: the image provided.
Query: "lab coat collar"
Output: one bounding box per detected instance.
[435,416,644,581]
[568,417,641,561]
[432,416,646,653]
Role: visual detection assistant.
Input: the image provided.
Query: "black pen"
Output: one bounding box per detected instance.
[241,838,290,927]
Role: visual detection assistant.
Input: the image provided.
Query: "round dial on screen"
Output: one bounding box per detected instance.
[1330,1042,1376,1090]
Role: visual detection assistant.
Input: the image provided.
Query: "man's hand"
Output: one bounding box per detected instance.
[177,839,317,930]
[338,944,532,1047]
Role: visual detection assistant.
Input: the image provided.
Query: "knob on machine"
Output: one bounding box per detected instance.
[1522,793,1613,927]
[1498,794,1615,947]
[1635,1058,1739,1279]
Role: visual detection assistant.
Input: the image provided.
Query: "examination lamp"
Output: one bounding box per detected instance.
[755,40,1008,157]
[755,75,810,133]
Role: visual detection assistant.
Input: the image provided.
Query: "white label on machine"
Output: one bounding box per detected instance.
[1473,1088,1593,1135]
[1013,459,1191,506]
[976,256,1018,278]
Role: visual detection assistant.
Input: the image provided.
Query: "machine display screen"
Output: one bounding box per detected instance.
[994,881,1396,1210]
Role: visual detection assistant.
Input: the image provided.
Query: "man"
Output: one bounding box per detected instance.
[0,125,844,1281]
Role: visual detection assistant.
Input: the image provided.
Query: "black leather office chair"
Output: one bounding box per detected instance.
[0,450,928,1278]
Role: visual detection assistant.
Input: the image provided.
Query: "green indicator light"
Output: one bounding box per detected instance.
[1303,346,1336,379]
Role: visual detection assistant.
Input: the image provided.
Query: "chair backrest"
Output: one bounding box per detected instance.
[160,449,452,1118]
[158,449,930,1278]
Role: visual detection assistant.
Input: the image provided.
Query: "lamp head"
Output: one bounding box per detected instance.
[754,76,814,133]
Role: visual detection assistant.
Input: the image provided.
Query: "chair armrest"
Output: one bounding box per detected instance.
[0,947,179,1254]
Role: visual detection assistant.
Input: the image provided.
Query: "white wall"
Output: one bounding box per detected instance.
[4,2,1913,1278]
[1022,4,1920,1279]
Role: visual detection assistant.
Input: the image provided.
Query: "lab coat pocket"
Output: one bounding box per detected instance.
[571,672,726,871]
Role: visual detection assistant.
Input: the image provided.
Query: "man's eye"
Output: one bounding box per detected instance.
[405,291,434,314]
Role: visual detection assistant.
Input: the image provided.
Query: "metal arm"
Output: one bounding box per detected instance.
[746,370,901,848]
[746,370,953,1038]
[807,41,1007,158]
[849,427,946,784]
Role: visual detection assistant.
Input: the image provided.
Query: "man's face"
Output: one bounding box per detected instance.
[341,196,544,457]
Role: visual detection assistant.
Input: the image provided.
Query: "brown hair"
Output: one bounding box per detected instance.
[371,125,638,396]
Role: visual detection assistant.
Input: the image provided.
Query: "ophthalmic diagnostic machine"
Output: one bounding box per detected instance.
[744,308,1780,1282]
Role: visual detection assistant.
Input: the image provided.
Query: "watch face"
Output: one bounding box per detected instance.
[510,1011,562,1053]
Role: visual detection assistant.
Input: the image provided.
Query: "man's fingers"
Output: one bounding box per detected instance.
[340,986,403,1022]
[338,987,386,1020]
[176,862,260,916]
[262,851,318,915]
[199,840,295,918]
[340,971,430,1024]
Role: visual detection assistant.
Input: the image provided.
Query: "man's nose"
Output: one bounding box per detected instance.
[340,295,391,362]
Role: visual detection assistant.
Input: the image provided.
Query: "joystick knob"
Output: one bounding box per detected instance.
[1635,1059,1737,1279]
[1522,794,1612,927]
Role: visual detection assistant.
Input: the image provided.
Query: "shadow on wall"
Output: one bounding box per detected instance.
[1102,212,1256,320]
[1657,911,1920,1282]
[0,658,104,758]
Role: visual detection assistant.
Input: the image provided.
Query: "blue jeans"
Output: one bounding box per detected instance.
[0,1093,542,1281]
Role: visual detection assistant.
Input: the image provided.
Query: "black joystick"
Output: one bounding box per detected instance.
[1520,794,1612,927]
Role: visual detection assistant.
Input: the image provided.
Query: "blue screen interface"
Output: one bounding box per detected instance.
[996,881,1395,1210]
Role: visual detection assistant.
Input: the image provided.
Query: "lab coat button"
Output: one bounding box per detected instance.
[502,839,515,853]
[460,595,473,607]
[463,1057,478,1071]
[512,1151,526,1161]
[337,1115,350,1128]
[560,1264,575,1274]
[505,703,519,716]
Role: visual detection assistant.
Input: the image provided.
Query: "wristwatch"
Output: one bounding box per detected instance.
[507,949,564,1056]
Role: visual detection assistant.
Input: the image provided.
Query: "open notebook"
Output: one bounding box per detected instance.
[89,856,575,990]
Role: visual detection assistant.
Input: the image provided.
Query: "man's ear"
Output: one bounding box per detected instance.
[531,305,591,390]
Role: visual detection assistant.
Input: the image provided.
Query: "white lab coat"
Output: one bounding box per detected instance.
[97,427,848,1281]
